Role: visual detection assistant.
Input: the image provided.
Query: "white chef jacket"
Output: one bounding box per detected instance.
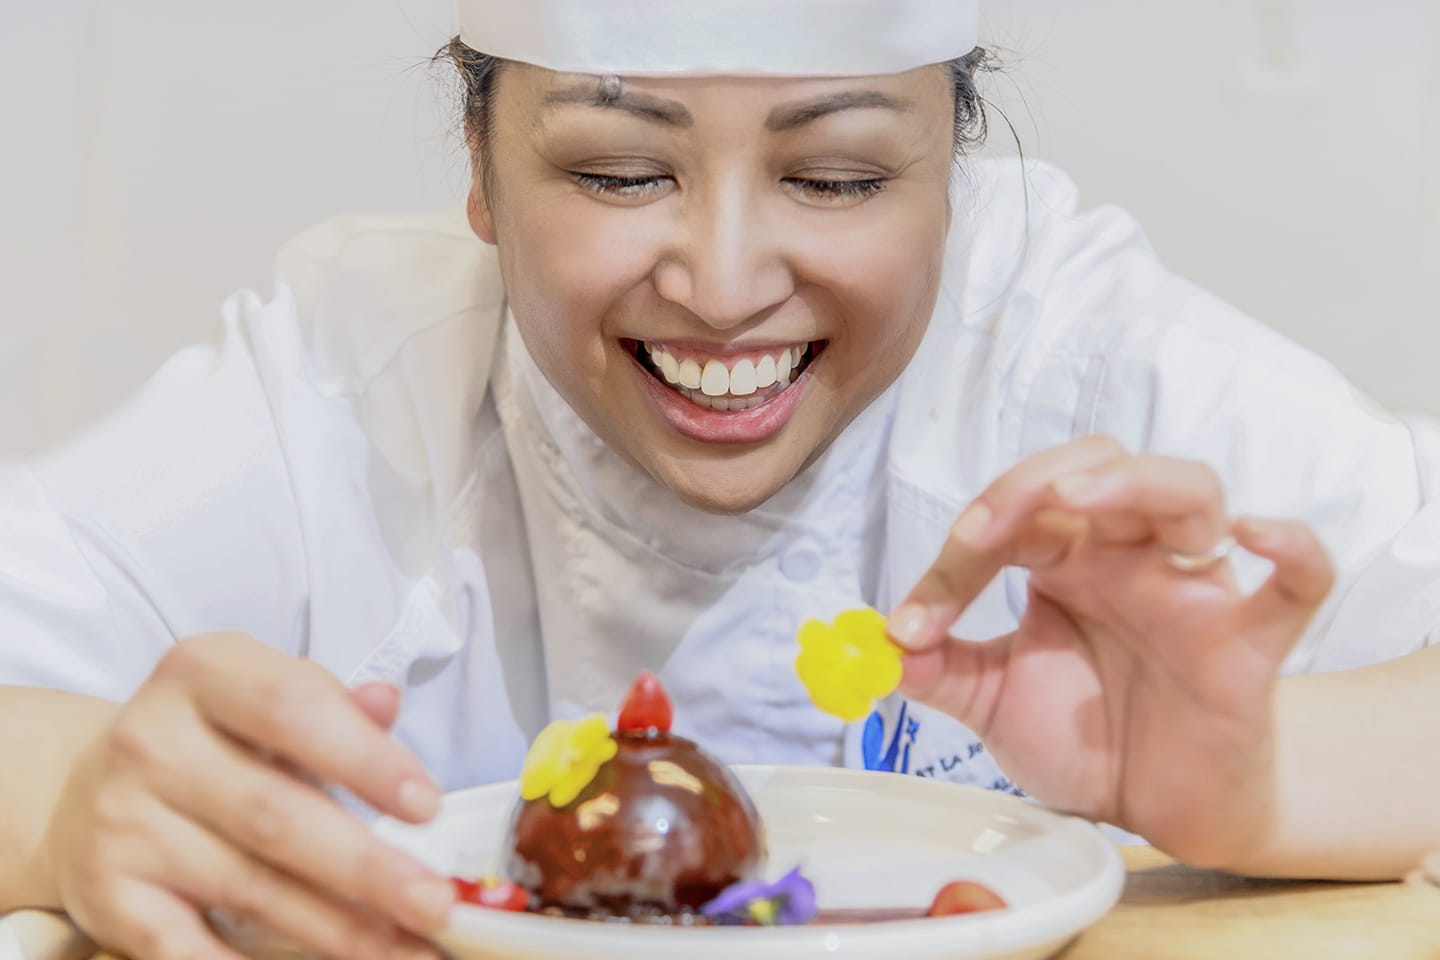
[2,158,1437,796]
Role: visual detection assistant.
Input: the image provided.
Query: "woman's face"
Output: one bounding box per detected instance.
[469,63,955,512]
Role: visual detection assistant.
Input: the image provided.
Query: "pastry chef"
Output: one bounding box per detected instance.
[2,1,1437,957]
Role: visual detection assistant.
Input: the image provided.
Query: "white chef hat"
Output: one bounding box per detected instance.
[457,0,980,77]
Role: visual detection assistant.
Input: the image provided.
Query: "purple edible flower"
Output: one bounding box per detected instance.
[701,866,817,926]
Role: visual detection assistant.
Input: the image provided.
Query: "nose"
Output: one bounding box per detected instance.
[652,177,795,331]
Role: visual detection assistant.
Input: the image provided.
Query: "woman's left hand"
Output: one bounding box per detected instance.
[888,435,1335,867]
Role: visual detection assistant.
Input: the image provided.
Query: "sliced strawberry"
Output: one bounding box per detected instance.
[452,876,530,912]
[616,670,673,736]
[927,880,1007,917]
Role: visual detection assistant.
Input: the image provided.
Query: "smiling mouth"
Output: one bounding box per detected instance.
[627,339,824,412]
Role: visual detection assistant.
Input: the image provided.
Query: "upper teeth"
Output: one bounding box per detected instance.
[646,343,808,398]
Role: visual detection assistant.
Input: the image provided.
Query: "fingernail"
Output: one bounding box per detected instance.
[404,877,455,930]
[399,778,442,821]
[951,501,993,548]
[888,603,930,650]
[1053,473,1096,503]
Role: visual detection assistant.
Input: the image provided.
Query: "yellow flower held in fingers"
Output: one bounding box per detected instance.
[795,607,904,723]
[519,714,618,808]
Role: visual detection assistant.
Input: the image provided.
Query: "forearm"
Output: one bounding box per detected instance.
[1226,644,1440,880]
[0,686,118,911]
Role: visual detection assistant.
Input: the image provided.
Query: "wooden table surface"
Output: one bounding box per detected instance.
[5,847,1438,960]
[1061,846,1440,959]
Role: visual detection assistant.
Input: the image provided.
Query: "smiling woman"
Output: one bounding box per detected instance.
[469,59,958,510]
[1,2,1439,959]
[448,44,992,514]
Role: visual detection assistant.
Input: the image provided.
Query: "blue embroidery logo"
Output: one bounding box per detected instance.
[861,700,920,774]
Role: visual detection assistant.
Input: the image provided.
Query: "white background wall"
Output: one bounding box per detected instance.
[1,0,1437,459]
[980,0,1440,416]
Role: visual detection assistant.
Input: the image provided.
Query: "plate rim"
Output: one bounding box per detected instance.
[376,764,1126,957]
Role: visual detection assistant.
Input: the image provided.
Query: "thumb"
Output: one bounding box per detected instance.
[898,629,1013,732]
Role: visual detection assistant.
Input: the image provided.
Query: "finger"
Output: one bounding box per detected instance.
[1050,454,1229,555]
[149,804,441,960]
[889,504,1089,653]
[888,500,1007,651]
[93,878,248,960]
[155,634,440,823]
[276,683,400,792]
[964,434,1131,550]
[889,437,1128,651]
[1009,509,1091,569]
[142,707,455,934]
[1234,516,1336,637]
[352,682,403,730]
[1073,509,1149,547]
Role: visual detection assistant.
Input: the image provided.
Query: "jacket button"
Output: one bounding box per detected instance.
[780,547,822,582]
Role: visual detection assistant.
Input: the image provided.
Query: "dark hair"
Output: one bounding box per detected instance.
[435,38,997,173]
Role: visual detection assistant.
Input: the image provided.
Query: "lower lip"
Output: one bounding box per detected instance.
[630,351,815,445]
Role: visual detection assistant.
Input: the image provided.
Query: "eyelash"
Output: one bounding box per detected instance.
[573,173,669,197]
[571,173,888,202]
[789,178,888,201]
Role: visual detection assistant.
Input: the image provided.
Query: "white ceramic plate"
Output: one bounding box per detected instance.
[375,765,1124,960]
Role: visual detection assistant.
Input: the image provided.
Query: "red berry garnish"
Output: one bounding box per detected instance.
[452,876,530,911]
[927,880,1007,917]
[616,670,673,737]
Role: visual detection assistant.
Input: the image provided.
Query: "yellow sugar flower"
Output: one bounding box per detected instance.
[795,607,904,723]
[520,714,618,808]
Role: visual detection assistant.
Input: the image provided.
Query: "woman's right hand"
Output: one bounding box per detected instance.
[42,632,453,960]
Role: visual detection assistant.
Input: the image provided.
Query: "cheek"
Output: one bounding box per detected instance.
[501,193,661,317]
[495,194,665,384]
[799,196,948,367]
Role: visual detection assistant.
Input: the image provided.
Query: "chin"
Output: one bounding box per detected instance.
[649,457,797,515]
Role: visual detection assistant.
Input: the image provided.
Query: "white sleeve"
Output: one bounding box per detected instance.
[0,291,310,701]
[1003,165,1440,673]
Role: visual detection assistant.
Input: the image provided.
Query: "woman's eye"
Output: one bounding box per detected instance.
[573,173,670,198]
[785,177,888,205]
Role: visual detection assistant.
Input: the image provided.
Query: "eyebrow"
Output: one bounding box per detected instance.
[765,91,913,132]
[542,84,694,128]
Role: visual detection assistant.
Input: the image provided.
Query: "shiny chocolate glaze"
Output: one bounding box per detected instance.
[504,733,765,917]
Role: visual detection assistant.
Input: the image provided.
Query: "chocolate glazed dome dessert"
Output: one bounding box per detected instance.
[504,673,766,919]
